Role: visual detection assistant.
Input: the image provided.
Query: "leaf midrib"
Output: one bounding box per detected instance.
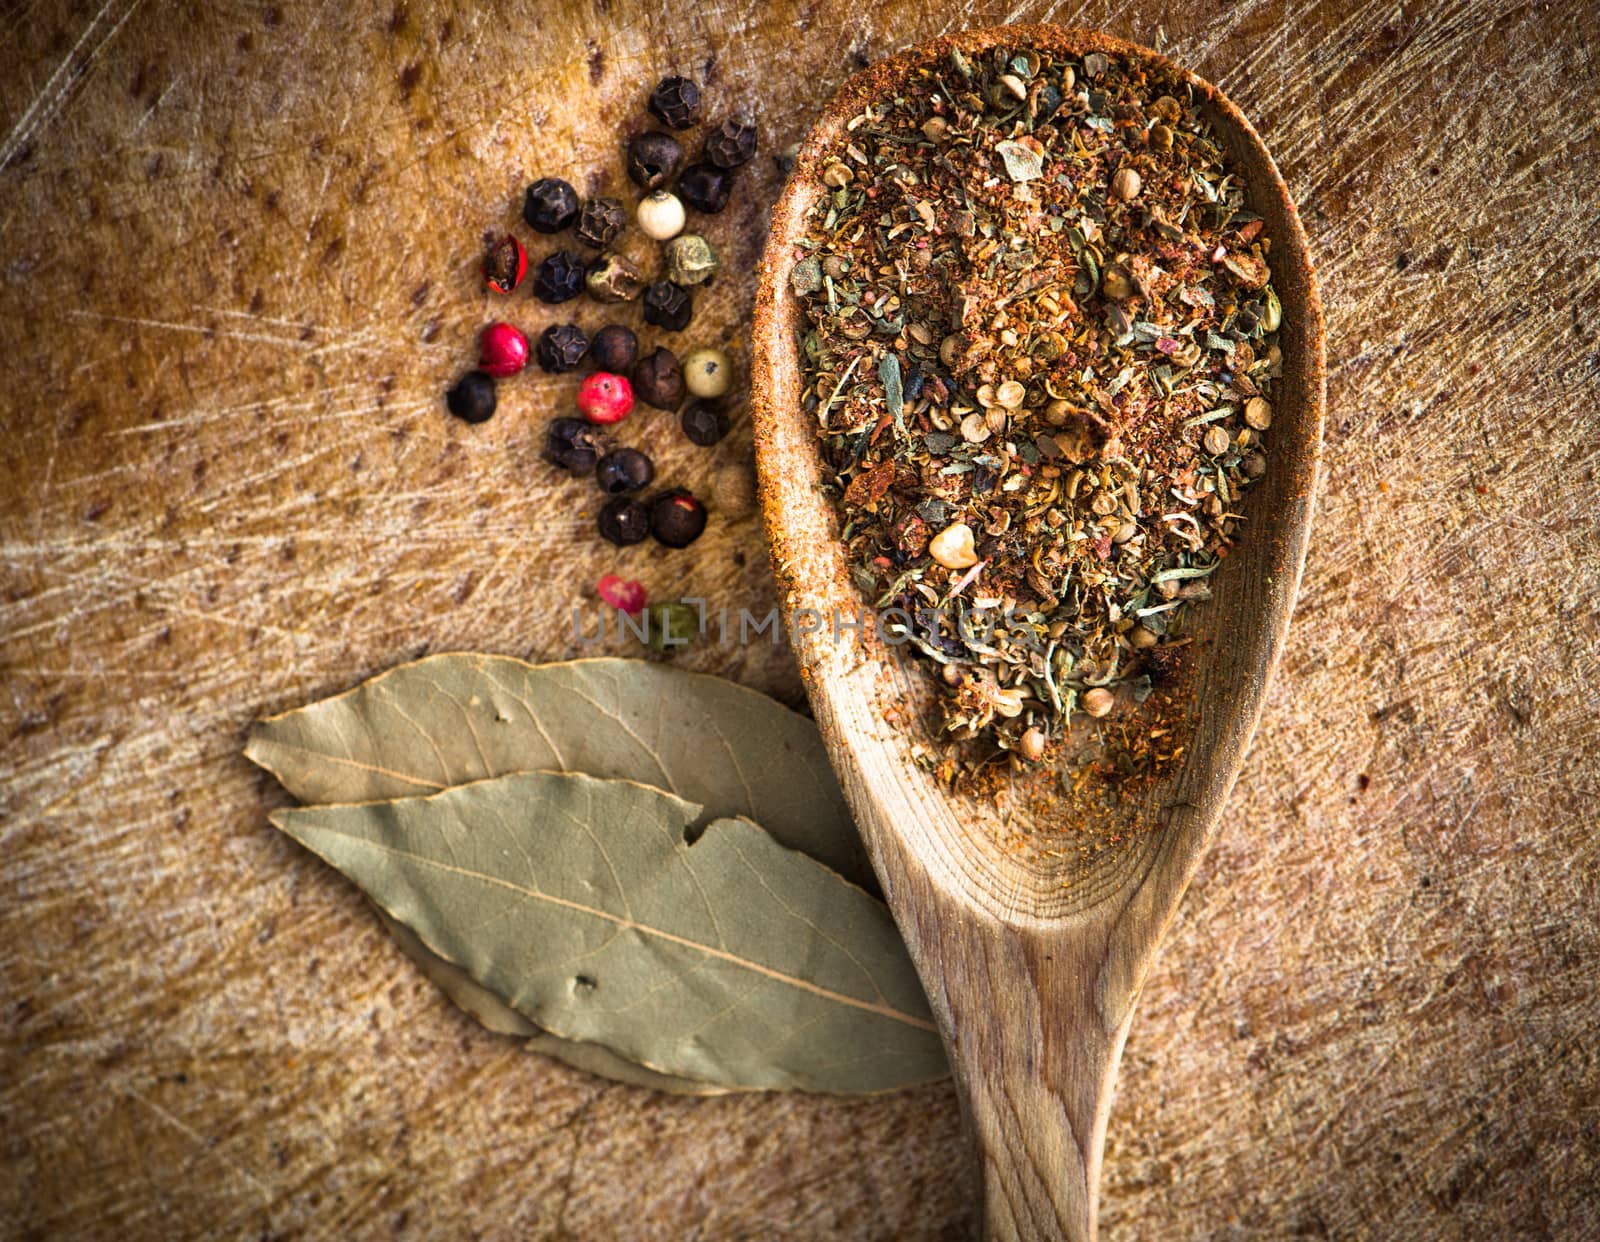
[315,831,937,1033]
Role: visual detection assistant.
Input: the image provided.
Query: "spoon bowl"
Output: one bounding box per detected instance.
[752,25,1323,1240]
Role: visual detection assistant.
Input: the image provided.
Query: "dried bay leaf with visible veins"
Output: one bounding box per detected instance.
[377,911,733,1095]
[273,771,947,1093]
[246,655,871,888]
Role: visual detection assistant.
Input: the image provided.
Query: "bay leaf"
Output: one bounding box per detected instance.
[272,771,947,1093]
[246,655,871,889]
[377,911,734,1096]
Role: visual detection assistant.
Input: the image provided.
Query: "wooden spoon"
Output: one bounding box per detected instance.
[751,26,1324,1241]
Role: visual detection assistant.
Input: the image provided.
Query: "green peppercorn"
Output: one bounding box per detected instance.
[664,234,718,287]
[585,253,646,303]
[645,601,699,651]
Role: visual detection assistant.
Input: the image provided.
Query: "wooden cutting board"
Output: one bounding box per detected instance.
[2,0,1596,1237]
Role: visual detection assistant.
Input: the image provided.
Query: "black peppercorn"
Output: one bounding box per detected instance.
[677,162,733,214]
[680,399,729,446]
[533,250,586,303]
[585,252,646,303]
[589,324,638,373]
[631,347,684,411]
[536,323,589,373]
[598,497,651,546]
[446,370,497,423]
[649,488,708,548]
[543,417,605,475]
[704,119,758,169]
[595,448,655,495]
[647,76,701,130]
[575,197,626,249]
[642,280,693,331]
[523,178,579,232]
[626,130,684,190]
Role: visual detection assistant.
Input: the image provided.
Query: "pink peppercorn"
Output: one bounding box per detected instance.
[577,372,634,425]
[483,234,527,294]
[597,574,646,615]
[478,322,529,377]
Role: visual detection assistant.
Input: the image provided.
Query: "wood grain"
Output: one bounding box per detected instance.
[2,0,1597,1238]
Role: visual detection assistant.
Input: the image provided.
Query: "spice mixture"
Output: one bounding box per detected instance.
[791,43,1284,762]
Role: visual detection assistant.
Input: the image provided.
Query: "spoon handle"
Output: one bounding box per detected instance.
[918,916,1133,1242]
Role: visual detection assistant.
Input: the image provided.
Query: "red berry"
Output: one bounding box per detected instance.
[483,234,527,294]
[577,372,634,425]
[597,574,646,615]
[478,322,529,377]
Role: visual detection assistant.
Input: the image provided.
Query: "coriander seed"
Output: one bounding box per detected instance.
[1081,688,1115,718]
[1110,166,1142,201]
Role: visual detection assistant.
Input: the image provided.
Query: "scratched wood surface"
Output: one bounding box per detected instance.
[2,0,1597,1238]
